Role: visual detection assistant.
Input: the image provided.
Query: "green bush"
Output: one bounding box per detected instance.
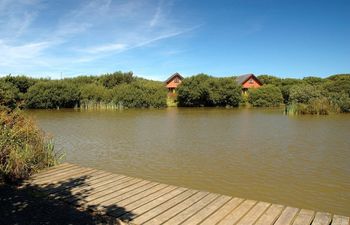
[100,71,134,89]
[207,77,242,107]
[289,84,322,104]
[4,75,36,93]
[112,80,167,108]
[26,81,80,109]
[257,75,282,86]
[248,85,283,107]
[177,74,211,107]
[177,75,241,107]
[0,109,60,182]
[80,83,112,103]
[0,80,19,109]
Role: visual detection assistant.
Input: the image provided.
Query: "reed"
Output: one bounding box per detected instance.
[286,97,339,115]
[0,109,62,183]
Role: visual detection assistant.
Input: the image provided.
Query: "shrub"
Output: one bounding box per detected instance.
[100,71,134,89]
[0,109,60,182]
[177,74,211,107]
[177,75,241,107]
[207,77,242,107]
[80,83,112,103]
[289,84,322,104]
[4,75,36,93]
[248,85,283,107]
[26,81,80,109]
[0,80,19,109]
[112,80,167,108]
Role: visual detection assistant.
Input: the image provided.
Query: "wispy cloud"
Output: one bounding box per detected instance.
[83,43,127,54]
[0,0,200,76]
[149,0,163,27]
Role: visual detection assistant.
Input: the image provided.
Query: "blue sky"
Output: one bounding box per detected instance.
[0,0,349,80]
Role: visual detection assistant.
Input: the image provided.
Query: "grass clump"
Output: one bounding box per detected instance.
[0,109,61,183]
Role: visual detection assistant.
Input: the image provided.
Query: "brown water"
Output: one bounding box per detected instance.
[26,108,350,215]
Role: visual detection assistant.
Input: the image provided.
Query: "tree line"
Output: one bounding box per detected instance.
[176,73,350,114]
[0,72,349,114]
[0,71,167,110]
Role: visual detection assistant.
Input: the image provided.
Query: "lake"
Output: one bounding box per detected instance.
[26,108,350,215]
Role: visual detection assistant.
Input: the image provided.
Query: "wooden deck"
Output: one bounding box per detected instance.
[23,163,349,225]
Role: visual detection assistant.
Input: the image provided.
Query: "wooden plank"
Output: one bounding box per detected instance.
[293,209,315,225]
[332,215,350,225]
[73,178,143,205]
[236,201,271,225]
[37,168,99,189]
[108,185,177,218]
[254,204,284,225]
[118,187,187,222]
[165,193,219,225]
[86,179,151,207]
[274,207,299,225]
[107,182,168,207]
[131,189,198,224]
[30,166,91,185]
[30,164,80,181]
[23,163,350,225]
[30,163,73,178]
[61,173,124,193]
[29,164,81,182]
[51,173,125,200]
[44,170,109,195]
[96,182,160,210]
[217,199,257,225]
[200,197,244,225]
[64,176,134,204]
[181,195,231,225]
[312,212,332,225]
[142,191,208,225]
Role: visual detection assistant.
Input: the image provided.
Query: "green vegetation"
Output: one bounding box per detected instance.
[0,109,60,182]
[257,74,350,114]
[177,74,241,107]
[0,71,167,110]
[0,72,349,114]
[248,85,284,107]
[26,81,80,109]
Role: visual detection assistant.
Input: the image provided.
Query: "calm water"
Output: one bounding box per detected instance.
[26,108,350,215]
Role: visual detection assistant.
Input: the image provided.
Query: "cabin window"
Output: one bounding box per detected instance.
[249,78,254,84]
[174,77,180,83]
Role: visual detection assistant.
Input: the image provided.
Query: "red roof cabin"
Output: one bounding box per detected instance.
[236,74,262,93]
[165,73,184,94]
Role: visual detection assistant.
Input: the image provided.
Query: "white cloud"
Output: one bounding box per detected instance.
[83,43,127,54]
[149,0,163,27]
[0,0,200,76]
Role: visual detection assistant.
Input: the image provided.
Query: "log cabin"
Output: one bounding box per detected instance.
[164,73,262,94]
[235,74,262,93]
[165,72,184,94]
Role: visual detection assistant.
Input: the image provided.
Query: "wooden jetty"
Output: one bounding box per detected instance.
[24,163,349,225]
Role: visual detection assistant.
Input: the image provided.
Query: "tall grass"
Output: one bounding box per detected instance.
[79,100,120,110]
[0,109,62,183]
[286,97,339,115]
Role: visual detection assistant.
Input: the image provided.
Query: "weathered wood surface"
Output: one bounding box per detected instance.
[25,163,350,225]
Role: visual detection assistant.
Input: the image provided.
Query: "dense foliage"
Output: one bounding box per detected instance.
[248,85,284,107]
[0,71,167,110]
[0,72,349,114]
[0,109,60,182]
[26,81,80,109]
[256,74,350,114]
[177,74,241,107]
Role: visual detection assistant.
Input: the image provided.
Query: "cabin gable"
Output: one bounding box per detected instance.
[241,76,262,88]
[165,73,184,93]
[236,74,262,90]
